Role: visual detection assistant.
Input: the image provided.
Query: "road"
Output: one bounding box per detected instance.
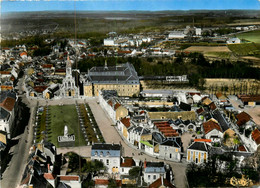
[0,76,36,188]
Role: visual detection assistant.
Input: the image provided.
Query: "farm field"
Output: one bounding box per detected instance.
[204,52,233,58]
[235,30,260,43]
[184,46,231,53]
[228,43,260,56]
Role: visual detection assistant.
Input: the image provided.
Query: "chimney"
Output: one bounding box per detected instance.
[144,159,147,168]
[48,163,50,172]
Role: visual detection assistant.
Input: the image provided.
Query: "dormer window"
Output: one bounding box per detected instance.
[95,151,98,156]
[100,151,103,157]
[106,151,110,156]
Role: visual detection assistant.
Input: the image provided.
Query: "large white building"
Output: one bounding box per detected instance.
[91,143,122,174]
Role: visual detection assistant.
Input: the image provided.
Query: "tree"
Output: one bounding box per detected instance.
[129,167,141,179]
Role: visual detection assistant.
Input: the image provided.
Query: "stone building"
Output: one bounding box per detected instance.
[83,62,140,97]
[60,56,79,98]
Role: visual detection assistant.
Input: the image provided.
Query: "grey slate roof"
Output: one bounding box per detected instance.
[188,142,209,152]
[145,162,165,173]
[0,107,10,119]
[86,62,139,84]
[161,137,182,148]
[0,91,16,103]
[212,109,230,132]
[91,143,121,157]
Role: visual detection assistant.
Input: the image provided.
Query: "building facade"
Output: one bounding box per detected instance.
[83,62,140,97]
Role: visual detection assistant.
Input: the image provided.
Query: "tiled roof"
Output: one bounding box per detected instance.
[203,120,222,134]
[44,173,56,180]
[121,117,131,128]
[95,179,109,185]
[59,175,79,181]
[236,111,251,126]
[148,177,176,188]
[20,52,27,56]
[121,157,135,167]
[194,139,211,143]
[114,102,121,110]
[107,99,113,107]
[238,95,260,103]
[0,97,16,111]
[252,129,260,145]
[209,102,217,110]
[196,107,204,114]
[238,145,247,152]
[34,86,48,93]
[188,141,209,152]
[42,64,53,68]
[202,97,212,105]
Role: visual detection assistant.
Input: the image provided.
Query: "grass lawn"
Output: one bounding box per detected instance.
[235,30,260,43]
[48,105,85,147]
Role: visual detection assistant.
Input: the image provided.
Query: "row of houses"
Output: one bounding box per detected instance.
[98,89,260,166]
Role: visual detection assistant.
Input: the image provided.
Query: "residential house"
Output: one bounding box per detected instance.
[117,117,131,140]
[250,128,260,151]
[99,90,128,124]
[143,161,166,185]
[202,120,223,142]
[236,111,254,129]
[91,143,121,174]
[216,92,228,105]
[128,126,150,149]
[159,138,182,162]
[120,157,136,175]
[0,91,18,138]
[148,177,176,188]
[187,141,210,164]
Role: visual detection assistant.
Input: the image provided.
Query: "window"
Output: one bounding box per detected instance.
[153,175,156,180]
[107,159,109,165]
[122,168,124,172]
[170,153,172,158]
[148,175,150,180]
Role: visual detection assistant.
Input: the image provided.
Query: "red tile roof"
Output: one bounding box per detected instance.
[42,64,53,68]
[238,145,247,152]
[148,177,176,188]
[114,102,121,110]
[121,117,131,128]
[154,121,179,137]
[0,97,16,111]
[44,173,56,180]
[121,157,135,167]
[189,92,201,96]
[20,52,27,57]
[33,86,48,93]
[236,112,251,126]
[118,50,132,54]
[107,99,113,107]
[59,175,79,181]
[238,95,260,103]
[0,71,11,75]
[209,102,217,110]
[196,107,204,114]
[203,120,222,134]
[194,139,212,143]
[252,129,260,145]
[95,179,109,185]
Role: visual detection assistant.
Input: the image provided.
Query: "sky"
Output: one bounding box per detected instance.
[1,0,260,13]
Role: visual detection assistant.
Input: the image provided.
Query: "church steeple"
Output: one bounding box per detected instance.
[66,54,72,76]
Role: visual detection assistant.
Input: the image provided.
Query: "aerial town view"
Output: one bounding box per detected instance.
[0,0,260,187]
